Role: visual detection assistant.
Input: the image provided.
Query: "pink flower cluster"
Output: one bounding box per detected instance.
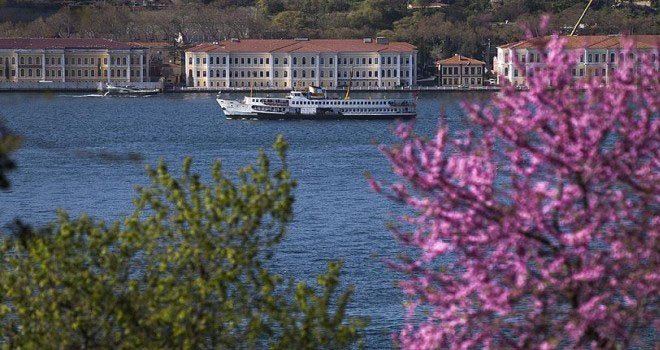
[373,34,659,349]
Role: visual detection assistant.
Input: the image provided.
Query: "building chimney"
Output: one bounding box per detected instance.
[376,37,389,44]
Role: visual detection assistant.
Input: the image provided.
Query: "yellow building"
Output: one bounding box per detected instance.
[437,54,485,87]
[0,38,150,83]
[493,35,658,86]
[184,38,418,89]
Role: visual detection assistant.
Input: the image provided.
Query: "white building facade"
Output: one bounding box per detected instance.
[493,35,658,86]
[185,38,418,89]
[0,38,150,83]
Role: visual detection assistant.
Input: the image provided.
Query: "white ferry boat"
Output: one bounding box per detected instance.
[216,86,416,120]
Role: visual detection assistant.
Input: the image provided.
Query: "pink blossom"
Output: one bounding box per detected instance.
[375,33,659,349]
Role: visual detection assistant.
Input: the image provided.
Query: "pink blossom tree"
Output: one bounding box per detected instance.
[371,35,659,349]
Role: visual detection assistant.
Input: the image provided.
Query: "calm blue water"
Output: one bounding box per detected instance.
[0,91,489,347]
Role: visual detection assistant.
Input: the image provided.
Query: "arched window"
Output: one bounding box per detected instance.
[293,70,297,78]
[293,57,297,65]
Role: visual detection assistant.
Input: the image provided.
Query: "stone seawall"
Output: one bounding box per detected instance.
[0,82,163,92]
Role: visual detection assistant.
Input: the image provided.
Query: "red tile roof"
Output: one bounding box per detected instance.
[436,54,485,65]
[499,35,659,50]
[0,38,143,50]
[186,39,417,54]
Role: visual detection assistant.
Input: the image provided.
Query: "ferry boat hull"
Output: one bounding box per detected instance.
[247,111,416,120]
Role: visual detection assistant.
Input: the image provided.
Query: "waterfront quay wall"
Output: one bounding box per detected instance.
[174,86,500,93]
[0,82,163,92]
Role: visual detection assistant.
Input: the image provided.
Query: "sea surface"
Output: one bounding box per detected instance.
[0,90,490,348]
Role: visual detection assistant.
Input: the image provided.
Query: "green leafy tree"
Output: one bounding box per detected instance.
[0,135,365,349]
[0,122,19,190]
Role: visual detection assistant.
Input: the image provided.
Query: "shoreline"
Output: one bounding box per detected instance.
[0,85,500,94]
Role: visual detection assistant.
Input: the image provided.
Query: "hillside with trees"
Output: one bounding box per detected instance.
[0,0,658,71]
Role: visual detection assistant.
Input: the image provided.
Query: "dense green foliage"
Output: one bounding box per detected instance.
[0,135,365,348]
[1,0,658,71]
[0,122,19,190]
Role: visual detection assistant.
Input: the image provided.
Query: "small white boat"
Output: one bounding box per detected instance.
[217,86,416,120]
[104,84,160,96]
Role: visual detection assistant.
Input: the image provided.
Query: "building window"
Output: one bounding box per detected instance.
[284,71,288,77]
[284,58,288,65]
[610,52,615,63]
[275,71,279,78]
[311,70,315,78]
[274,57,279,65]
[293,57,297,65]
[28,69,32,77]
[293,70,297,78]
[20,57,24,64]
[222,70,226,77]
[320,57,324,65]
[329,58,333,65]
[311,57,315,65]
[588,54,592,63]
[259,71,264,77]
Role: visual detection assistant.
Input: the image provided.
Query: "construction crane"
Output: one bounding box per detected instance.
[570,0,595,36]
